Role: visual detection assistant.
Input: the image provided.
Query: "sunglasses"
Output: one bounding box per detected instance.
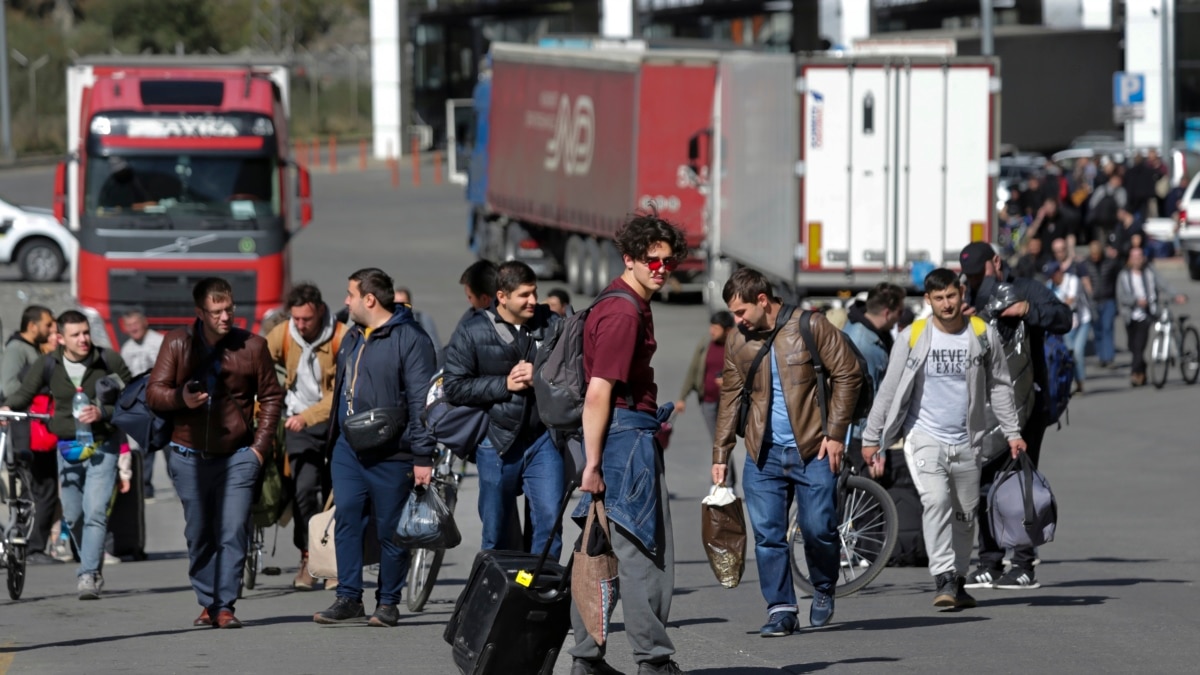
[641,256,679,273]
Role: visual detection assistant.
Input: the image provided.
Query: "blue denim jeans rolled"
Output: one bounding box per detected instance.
[476,431,564,558]
[742,443,840,610]
[1067,322,1090,383]
[330,437,413,606]
[1094,299,1117,364]
[167,444,261,612]
[58,439,119,577]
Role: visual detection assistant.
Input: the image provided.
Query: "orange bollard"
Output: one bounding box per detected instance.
[312,138,321,168]
[359,139,368,172]
[329,136,338,174]
[410,136,421,187]
[390,157,400,189]
[433,150,443,185]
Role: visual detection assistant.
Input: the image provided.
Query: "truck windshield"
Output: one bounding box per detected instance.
[84,154,280,228]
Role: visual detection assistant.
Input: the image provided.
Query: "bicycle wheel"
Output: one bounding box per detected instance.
[1180,327,1200,385]
[406,545,445,612]
[7,544,26,600]
[1150,333,1169,389]
[790,476,899,598]
[243,528,262,591]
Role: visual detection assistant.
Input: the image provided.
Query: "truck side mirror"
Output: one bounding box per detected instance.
[688,129,712,175]
[297,165,312,228]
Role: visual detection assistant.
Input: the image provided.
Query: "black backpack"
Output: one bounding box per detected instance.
[532,289,641,432]
[797,310,875,434]
[1086,193,1118,227]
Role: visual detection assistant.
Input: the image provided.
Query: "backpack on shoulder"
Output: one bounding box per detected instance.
[1042,333,1075,427]
[112,371,174,451]
[423,368,490,462]
[797,310,876,430]
[532,289,641,433]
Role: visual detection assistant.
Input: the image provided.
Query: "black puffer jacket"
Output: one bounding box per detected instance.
[443,304,561,455]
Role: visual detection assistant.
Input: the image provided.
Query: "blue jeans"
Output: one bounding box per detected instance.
[167,445,261,612]
[1094,299,1117,364]
[330,437,413,606]
[58,439,119,577]
[1067,322,1089,383]
[742,444,839,612]
[476,432,565,558]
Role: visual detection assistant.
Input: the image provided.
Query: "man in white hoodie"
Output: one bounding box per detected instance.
[267,284,345,590]
[862,268,1027,610]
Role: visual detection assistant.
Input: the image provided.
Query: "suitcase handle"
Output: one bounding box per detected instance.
[525,480,578,591]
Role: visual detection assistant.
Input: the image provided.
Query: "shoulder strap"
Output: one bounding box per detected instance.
[908,318,928,349]
[742,304,796,405]
[798,310,830,437]
[331,322,345,357]
[282,329,291,364]
[98,346,118,374]
[42,354,56,389]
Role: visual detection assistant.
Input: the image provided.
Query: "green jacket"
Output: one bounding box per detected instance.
[5,346,133,443]
[679,338,712,403]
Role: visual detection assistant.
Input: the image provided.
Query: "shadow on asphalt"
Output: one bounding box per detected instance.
[670,616,729,628]
[9,585,194,604]
[980,594,1110,607]
[1049,577,1189,588]
[2,627,197,652]
[143,551,190,561]
[827,615,989,632]
[688,656,902,674]
[1039,557,1167,565]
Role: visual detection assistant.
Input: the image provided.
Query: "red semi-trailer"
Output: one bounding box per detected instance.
[471,44,716,297]
[54,56,313,347]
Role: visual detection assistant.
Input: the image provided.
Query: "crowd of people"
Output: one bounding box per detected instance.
[0,200,1189,673]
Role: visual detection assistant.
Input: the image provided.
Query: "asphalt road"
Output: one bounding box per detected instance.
[0,163,1198,674]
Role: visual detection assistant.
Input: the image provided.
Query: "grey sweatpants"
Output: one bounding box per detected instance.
[569,451,675,666]
[904,428,981,579]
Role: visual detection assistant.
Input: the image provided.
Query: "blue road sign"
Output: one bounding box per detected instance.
[1113,72,1146,123]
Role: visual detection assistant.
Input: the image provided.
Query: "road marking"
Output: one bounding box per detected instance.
[0,639,14,674]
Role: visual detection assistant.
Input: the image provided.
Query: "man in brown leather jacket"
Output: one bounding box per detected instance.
[713,268,862,638]
[147,277,284,629]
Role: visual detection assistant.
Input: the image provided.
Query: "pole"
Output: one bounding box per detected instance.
[980,0,994,56]
[0,8,13,160]
[1161,0,1173,155]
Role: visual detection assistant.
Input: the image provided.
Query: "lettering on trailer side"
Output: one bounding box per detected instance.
[810,91,824,149]
[526,92,594,177]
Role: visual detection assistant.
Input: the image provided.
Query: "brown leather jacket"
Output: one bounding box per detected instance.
[146,321,284,456]
[714,308,862,464]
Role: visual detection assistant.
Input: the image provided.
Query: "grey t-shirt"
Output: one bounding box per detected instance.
[905,325,971,445]
[63,357,88,389]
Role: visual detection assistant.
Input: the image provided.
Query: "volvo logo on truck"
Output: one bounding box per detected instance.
[543,94,595,176]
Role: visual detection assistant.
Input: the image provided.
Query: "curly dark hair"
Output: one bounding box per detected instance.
[614,207,689,262]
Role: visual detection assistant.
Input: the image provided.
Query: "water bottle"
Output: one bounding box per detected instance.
[72,387,94,445]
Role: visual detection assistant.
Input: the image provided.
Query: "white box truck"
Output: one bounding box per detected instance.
[699,54,1000,306]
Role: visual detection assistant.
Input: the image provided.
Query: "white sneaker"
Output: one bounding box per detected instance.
[104,552,122,565]
[78,573,101,600]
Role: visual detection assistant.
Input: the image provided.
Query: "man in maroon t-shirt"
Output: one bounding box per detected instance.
[569,213,689,675]
[676,311,735,440]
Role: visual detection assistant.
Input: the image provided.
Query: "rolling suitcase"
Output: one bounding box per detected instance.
[443,488,575,675]
[107,448,147,560]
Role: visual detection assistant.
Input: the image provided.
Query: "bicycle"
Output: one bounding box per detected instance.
[406,446,463,612]
[0,410,51,601]
[1149,304,1200,389]
[788,464,898,598]
[242,523,266,594]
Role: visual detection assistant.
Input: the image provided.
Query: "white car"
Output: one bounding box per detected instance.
[1177,172,1200,280]
[0,195,75,282]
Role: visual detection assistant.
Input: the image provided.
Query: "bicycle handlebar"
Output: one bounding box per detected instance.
[0,410,51,422]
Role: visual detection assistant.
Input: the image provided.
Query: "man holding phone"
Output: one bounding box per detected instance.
[147,278,284,629]
[443,261,564,557]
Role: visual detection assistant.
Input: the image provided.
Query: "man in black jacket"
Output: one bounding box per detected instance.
[443,261,565,557]
[312,268,436,628]
[959,242,1072,591]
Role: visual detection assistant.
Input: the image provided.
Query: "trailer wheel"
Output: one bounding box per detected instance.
[599,239,622,287]
[581,238,601,296]
[566,236,585,293]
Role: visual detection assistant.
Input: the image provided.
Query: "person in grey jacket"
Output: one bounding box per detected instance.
[862,269,1026,610]
[1117,247,1186,387]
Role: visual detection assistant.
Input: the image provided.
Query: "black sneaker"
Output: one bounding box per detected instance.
[367,604,401,627]
[637,661,686,675]
[759,611,799,637]
[994,568,1041,590]
[963,566,1002,589]
[313,597,366,624]
[932,571,956,608]
[25,551,64,565]
[570,658,626,675]
[954,576,977,609]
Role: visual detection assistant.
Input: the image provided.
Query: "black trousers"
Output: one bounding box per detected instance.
[285,424,329,553]
[1127,319,1152,376]
[977,397,1047,573]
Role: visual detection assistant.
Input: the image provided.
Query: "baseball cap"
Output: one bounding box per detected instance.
[959,242,996,275]
[1043,261,1062,277]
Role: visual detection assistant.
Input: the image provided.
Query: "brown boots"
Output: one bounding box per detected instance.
[293,553,315,590]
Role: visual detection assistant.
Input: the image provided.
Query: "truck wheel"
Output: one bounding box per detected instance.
[1189,252,1200,281]
[599,239,622,287]
[566,236,585,293]
[17,238,65,282]
[581,238,601,296]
